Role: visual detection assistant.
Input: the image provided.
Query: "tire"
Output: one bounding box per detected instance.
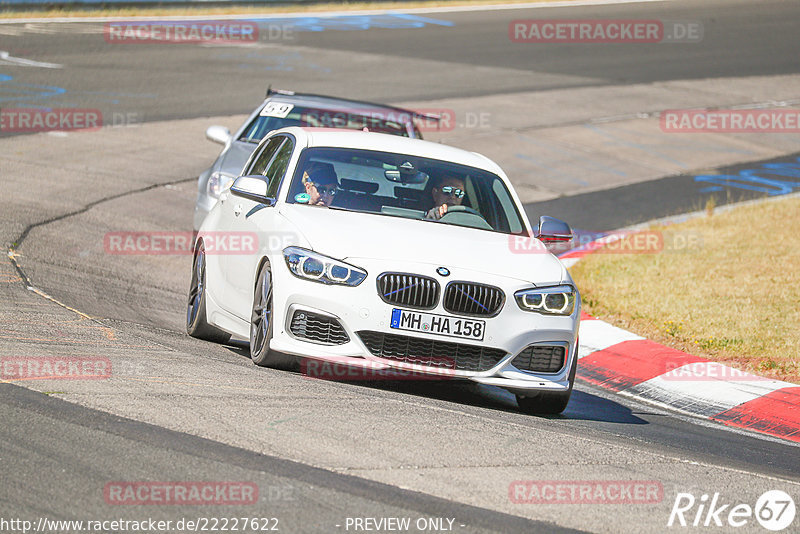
[516,344,578,415]
[250,260,297,370]
[187,241,231,344]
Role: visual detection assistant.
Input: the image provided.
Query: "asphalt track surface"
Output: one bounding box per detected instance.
[2,0,800,533]
[0,0,796,122]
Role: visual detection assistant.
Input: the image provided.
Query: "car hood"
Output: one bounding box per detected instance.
[219,140,258,176]
[278,205,566,286]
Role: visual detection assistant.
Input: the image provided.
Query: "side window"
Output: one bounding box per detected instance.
[264,138,294,198]
[248,136,284,176]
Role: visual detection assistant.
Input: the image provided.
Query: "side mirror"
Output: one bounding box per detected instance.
[230,176,276,206]
[535,216,573,244]
[206,125,231,145]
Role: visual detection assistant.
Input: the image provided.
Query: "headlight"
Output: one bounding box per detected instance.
[207,171,235,199]
[283,247,367,286]
[514,285,576,316]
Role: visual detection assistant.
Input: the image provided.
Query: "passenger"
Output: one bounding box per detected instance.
[301,163,339,207]
[425,175,466,220]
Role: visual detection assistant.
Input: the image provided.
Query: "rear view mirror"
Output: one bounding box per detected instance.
[536,216,573,244]
[206,125,232,145]
[230,176,276,206]
[384,170,402,182]
[384,169,427,184]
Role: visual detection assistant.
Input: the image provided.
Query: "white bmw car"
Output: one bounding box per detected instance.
[188,127,581,414]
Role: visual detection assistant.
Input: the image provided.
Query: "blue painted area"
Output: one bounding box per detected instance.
[99,13,451,33]
[0,76,67,105]
[0,73,158,111]
[694,158,800,196]
[390,308,401,329]
[245,13,454,32]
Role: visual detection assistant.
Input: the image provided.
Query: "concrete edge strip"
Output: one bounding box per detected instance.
[558,203,800,444]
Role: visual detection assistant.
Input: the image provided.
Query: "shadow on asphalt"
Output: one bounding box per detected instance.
[562,389,649,425]
[222,343,648,426]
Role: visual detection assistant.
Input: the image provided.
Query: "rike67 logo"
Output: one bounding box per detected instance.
[668,490,796,531]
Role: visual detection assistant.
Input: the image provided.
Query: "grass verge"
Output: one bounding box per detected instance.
[570,195,800,383]
[0,0,574,20]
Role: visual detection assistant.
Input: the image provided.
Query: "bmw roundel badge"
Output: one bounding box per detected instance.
[436,267,450,277]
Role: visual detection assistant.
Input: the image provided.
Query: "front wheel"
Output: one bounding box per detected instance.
[187,242,231,344]
[250,261,296,370]
[516,344,578,415]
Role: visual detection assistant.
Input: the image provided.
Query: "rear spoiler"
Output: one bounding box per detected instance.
[266,86,441,123]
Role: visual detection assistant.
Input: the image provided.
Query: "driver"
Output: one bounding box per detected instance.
[301,163,339,207]
[426,175,465,220]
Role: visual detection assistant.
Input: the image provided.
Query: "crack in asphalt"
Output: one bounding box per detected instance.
[6,175,196,337]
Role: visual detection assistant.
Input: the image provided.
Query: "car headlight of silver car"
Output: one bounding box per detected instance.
[283,247,367,286]
[514,285,577,316]
[207,171,236,199]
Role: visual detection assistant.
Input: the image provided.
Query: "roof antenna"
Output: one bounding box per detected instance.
[266,84,272,98]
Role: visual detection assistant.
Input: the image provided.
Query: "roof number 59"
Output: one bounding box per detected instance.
[260,102,295,118]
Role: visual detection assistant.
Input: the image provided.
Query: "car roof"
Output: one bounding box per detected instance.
[278,127,506,177]
[264,93,424,120]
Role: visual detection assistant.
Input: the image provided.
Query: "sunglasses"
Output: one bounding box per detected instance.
[312,183,338,196]
[439,186,465,199]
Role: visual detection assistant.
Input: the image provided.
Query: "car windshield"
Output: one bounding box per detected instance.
[286,147,527,235]
[239,102,417,142]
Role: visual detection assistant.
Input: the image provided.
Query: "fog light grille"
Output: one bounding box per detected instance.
[511,345,566,373]
[290,311,349,345]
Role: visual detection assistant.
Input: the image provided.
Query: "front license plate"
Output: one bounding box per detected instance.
[390,308,485,341]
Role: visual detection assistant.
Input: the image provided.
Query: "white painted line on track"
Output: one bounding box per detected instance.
[0,0,669,24]
[0,50,62,68]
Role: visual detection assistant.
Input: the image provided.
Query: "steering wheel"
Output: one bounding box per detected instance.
[439,205,482,218]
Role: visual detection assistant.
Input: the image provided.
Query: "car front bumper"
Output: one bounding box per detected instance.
[267,257,580,394]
